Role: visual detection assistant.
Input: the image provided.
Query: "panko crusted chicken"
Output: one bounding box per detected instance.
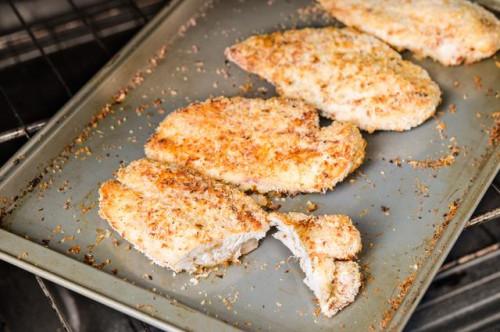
[270,212,362,317]
[319,0,500,66]
[225,28,441,132]
[145,97,366,193]
[98,159,270,273]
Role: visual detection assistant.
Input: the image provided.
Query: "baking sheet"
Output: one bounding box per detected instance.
[0,1,499,331]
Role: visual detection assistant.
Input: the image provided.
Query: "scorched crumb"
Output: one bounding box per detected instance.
[52,224,63,234]
[415,179,429,197]
[473,75,482,89]
[306,200,318,212]
[488,112,500,146]
[239,82,253,94]
[408,145,460,170]
[60,235,75,243]
[95,228,111,245]
[388,158,402,167]
[68,245,81,254]
[448,103,457,113]
[380,273,416,329]
[425,199,461,255]
[435,118,446,139]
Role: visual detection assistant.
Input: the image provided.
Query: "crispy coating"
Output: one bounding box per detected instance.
[225,27,441,132]
[319,0,500,66]
[98,159,269,272]
[270,212,362,317]
[145,97,366,193]
[270,212,361,260]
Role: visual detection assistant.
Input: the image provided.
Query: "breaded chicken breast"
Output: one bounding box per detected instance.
[270,212,362,317]
[319,0,500,66]
[145,97,366,194]
[98,159,270,273]
[225,28,441,132]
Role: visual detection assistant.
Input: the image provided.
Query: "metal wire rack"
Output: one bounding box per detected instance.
[0,0,167,146]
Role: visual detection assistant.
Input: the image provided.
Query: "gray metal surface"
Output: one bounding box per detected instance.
[0,0,498,331]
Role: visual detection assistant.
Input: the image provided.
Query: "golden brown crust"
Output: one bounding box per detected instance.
[145,96,366,193]
[98,159,269,272]
[225,27,441,132]
[319,0,500,66]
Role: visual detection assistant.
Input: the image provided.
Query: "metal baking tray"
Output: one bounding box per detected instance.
[0,1,498,331]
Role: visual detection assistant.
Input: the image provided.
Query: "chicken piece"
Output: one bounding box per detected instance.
[98,159,270,273]
[319,0,500,66]
[145,97,365,194]
[225,28,441,132]
[270,212,362,317]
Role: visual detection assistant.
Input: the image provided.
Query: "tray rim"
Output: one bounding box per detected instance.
[386,152,500,331]
[0,0,499,330]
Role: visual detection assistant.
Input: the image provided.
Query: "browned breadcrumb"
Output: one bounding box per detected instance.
[79,200,96,215]
[415,179,429,197]
[111,237,121,247]
[68,245,81,254]
[488,112,500,145]
[473,75,482,90]
[220,291,239,311]
[113,89,127,103]
[83,253,95,265]
[427,200,461,254]
[435,118,446,139]
[306,200,318,212]
[60,235,75,243]
[74,146,92,159]
[57,180,71,192]
[95,228,111,245]
[178,17,197,37]
[254,194,270,207]
[448,103,457,113]
[239,81,253,94]
[135,104,147,116]
[0,196,13,221]
[63,198,71,210]
[381,206,390,216]
[389,158,403,167]
[380,273,416,329]
[408,156,453,169]
[52,225,63,234]
[408,145,460,169]
[254,194,281,211]
[359,209,368,217]
[136,304,157,314]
